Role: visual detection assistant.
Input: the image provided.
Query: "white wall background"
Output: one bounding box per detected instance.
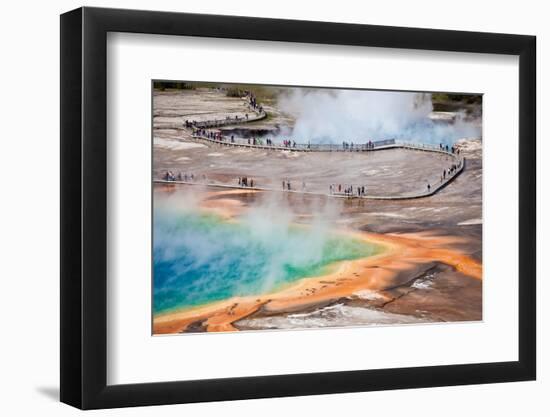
[0,0,545,415]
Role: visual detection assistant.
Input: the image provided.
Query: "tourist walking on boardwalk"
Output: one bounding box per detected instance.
[282,180,286,190]
[287,181,291,191]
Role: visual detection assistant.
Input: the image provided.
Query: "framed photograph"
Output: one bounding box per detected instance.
[60,6,536,409]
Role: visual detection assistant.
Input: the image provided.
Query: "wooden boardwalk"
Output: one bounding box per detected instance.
[155,155,464,200]
[156,98,465,200]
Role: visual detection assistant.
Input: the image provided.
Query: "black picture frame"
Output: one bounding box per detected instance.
[60,6,536,410]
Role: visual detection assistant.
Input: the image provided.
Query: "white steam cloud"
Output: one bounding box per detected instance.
[153,188,377,312]
[276,89,480,146]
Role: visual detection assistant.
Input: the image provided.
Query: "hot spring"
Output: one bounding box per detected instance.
[153,204,383,315]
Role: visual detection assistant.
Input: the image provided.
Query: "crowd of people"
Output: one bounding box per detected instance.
[190,131,465,154]
[440,158,463,182]
[193,129,307,150]
[173,93,468,199]
[329,183,368,197]
[184,108,260,130]
[162,171,207,182]
[191,123,394,153]
[160,163,465,197]
[439,143,461,155]
[248,94,263,114]
[238,176,254,187]
[194,128,224,141]
[341,141,377,151]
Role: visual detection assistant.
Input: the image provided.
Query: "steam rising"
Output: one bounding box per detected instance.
[153,190,379,314]
[276,89,480,146]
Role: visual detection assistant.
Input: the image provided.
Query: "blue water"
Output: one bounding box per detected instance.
[153,207,382,315]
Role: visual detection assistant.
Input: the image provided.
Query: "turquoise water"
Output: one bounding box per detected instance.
[153,207,382,315]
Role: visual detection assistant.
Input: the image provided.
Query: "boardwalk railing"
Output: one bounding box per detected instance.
[154,100,266,130]
[191,133,460,157]
[191,108,266,128]
[192,134,392,152]
[155,143,465,201]
[156,96,465,200]
[154,155,464,201]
